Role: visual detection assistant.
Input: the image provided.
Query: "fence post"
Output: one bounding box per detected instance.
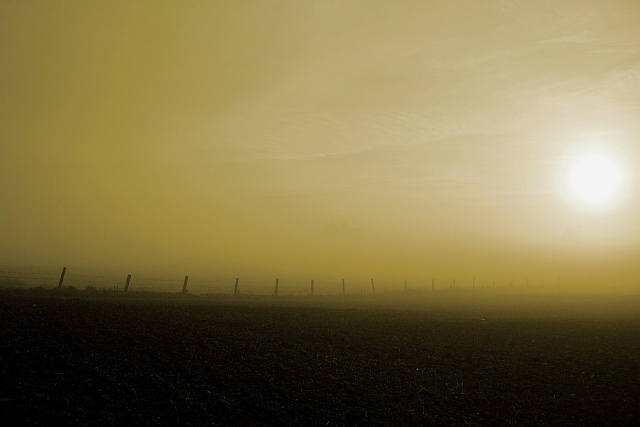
[124,274,132,292]
[234,277,239,295]
[371,278,375,294]
[274,278,279,296]
[57,267,67,290]
[310,279,314,296]
[182,275,189,294]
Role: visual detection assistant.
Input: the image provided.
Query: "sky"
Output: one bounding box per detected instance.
[1,1,639,290]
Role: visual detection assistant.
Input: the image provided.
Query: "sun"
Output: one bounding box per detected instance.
[568,154,622,205]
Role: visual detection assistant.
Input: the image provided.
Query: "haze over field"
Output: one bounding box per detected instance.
[2,1,639,290]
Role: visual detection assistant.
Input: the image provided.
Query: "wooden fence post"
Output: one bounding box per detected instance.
[124,274,132,292]
[371,278,375,294]
[182,275,189,294]
[274,278,279,296]
[234,277,239,295]
[310,279,314,296]
[57,267,67,290]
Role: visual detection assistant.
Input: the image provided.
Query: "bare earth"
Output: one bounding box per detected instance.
[1,289,638,426]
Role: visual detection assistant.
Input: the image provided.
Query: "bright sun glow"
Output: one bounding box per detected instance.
[569,154,622,205]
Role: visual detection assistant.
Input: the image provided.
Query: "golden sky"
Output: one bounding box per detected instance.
[1,1,639,289]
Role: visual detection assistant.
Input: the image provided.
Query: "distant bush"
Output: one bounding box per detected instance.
[0,279,29,288]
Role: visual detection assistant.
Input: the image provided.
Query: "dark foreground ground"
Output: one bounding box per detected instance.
[1,289,638,426]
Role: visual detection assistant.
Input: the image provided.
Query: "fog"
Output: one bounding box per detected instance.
[2,1,639,293]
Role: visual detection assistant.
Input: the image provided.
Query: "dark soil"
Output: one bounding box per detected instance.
[1,290,638,426]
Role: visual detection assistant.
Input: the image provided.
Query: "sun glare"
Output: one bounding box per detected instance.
[568,154,622,205]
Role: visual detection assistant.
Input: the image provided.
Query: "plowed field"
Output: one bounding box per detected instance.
[1,290,638,425]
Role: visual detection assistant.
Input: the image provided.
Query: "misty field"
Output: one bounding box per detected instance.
[1,289,638,426]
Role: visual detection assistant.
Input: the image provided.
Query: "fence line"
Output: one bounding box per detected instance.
[0,267,548,295]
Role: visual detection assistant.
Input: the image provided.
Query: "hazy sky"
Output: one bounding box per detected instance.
[2,1,639,288]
